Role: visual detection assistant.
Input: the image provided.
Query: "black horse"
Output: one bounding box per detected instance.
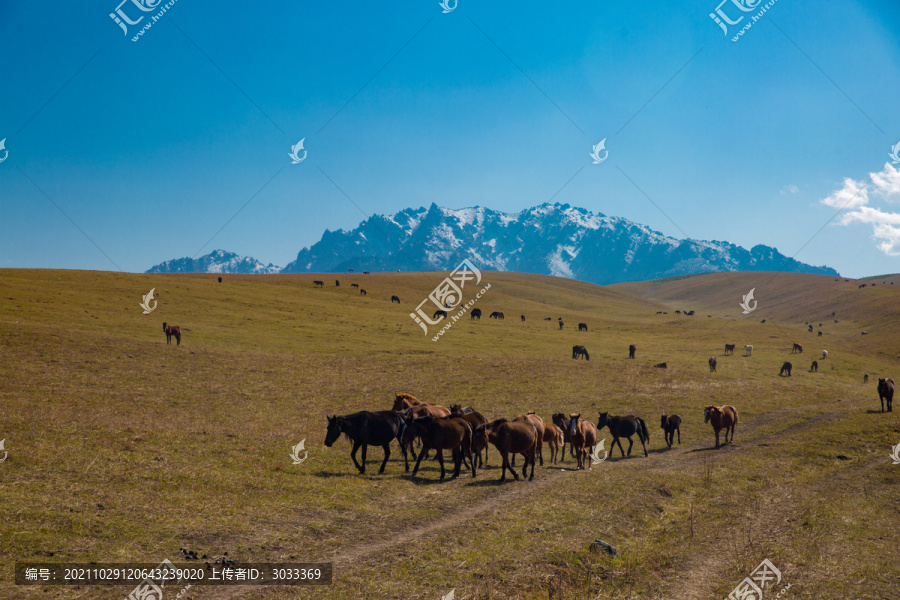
[470,308,482,320]
[324,410,409,474]
[780,361,792,376]
[628,344,636,359]
[578,322,588,331]
[660,414,681,448]
[879,378,894,412]
[572,345,590,360]
[433,309,448,320]
[597,412,649,457]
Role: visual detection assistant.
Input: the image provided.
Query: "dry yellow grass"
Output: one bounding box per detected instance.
[0,268,898,599]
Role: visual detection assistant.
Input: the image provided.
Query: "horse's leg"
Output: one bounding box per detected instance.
[349,441,364,473]
[437,449,446,480]
[626,436,634,457]
[411,444,427,476]
[677,426,681,445]
[378,444,390,474]
[615,436,626,458]
[528,448,535,480]
[360,443,368,473]
[640,434,648,457]
[400,440,410,472]
[537,438,544,467]
[714,429,720,447]
[499,451,510,481]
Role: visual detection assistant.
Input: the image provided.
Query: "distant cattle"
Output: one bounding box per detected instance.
[360,289,367,296]
[745,345,753,356]
[709,357,717,372]
[878,378,894,412]
[724,343,735,355]
[821,350,827,359]
[578,322,588,332]
[572,345,590,360]
[471,309,482,320]
[653,362,667,369]
[810,361,818,373]
[792,343,803,354]
[351,283,359,289]
[433,310,447,320]
[779,361,792,376]
[629,344,636,359]
[313,280,324,288]
[391,295,400,304]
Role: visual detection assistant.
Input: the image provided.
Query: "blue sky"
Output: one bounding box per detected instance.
[2,0,899,277]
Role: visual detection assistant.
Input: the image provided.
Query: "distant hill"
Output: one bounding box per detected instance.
[148,203,839,284]
[146,249,280,274]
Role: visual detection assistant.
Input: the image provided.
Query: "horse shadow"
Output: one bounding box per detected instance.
[865,409,888,414]
[687,443,732,453]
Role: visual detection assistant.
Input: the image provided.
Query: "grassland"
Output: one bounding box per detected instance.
[0,268,898,600]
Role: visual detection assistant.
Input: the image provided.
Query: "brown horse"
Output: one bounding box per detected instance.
[552,413,576,460]
[567,413,598,469]
[476,419,536,481]
[792,343,803,353]
[703,405,737,447]
[350,283,359,289]
[878,378,894,412]
[572,345,590,360]
[513,412,545,466]
[543,423,565,464]
[162,322,181,345]
[391,393,420,411]
[405,416,475,479]
[450,405,489,467]
[597,412,649,458]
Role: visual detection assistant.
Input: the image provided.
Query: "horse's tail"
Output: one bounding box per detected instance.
[637,417,650,443]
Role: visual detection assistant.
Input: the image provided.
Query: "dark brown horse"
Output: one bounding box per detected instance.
[405,416,475,479]
[597,412,649,458]
[325,410,406,474]
[162,322,181,345]
[724,343,735,355]
[792,343,803,353]
[476,419,536,481]
[780,361,792,376]
[578,322,588,331]
[335,280,340,286]
[572,345,590,360]
[629,344,636,359]
[521,315,525,321]
[558,320,564,330]
[567,413,598,469]
[433,309,447,320]
[878,378,894,412]
[313,280,324,288]
[810,360,818,373]
[350,283,359,289]
[513,412,545,466]
[450,405,488,467]
[391,295,400,304]
[660,414,681,448]
[470,308,482,319]
[703,405,737,447]
[360,289,366,296]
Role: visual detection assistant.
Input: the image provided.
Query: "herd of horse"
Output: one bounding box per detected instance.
[323,394,742,481]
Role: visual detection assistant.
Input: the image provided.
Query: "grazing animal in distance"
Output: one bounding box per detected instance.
[489,311,501,319]
[498,312,505,319]
[335,280,340,286]
[724,343,735,355]
[578,322,588,332]
[859,284,866,289]
[792,343,803,353]
[808,325,814,332]
[629,344,636,359]
[544,317,552,321]
[572,345,590,360]
[760,319,766,323]
[821,350,827,359]
[363,271,370,274]
[660,414,682,448]
[745,345,753,356]
[864,373,869,383]
[476,419,537,481]
[780,361,792,376]
[709,357,717,372]
[350,283,359,289]
[218,276,222,283]
[470,308,482,319]
[878,378,894,412]
[313,280,324,288]
[818,331,822,336]
[521,315,525,321]
[567,414,598,470]
[704,405,737,447]
[597,412,650,458]
[810,361,818,372]
[433,309,447,320]
[391,295,400,304]
[162,322,181,345]
[653,362,667,369]
[360,289,367,296]
[325,411,405,474]
[558,320,564,330]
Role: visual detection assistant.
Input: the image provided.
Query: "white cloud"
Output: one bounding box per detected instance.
[821,162,900,255]
[780,184,799,195]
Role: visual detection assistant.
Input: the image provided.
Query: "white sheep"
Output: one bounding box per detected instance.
[822,350,828,359]
[745,345,753,356]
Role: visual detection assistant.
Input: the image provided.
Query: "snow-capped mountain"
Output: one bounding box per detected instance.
[146,249,280,274]
[279,203,838,283]
[147,204,839,283]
